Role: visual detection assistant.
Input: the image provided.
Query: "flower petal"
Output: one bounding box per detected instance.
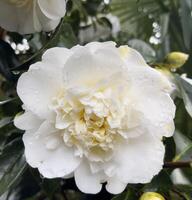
[63,42,124,88]
[114,134,165,184]
[0,1,35,34]
[127,65,175,138]
[42,47,72,66]
[119,46,148,67]
[106,177,127,194]
[74,160,103,194]
[138,93,175,138]
[17,62,63,119]
[35,3,61,32]
[37,0,66,20]
[23,123,81,178]
[38,145,81,178]
[14,111,42,131]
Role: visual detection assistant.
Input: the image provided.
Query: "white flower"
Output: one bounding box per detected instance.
[0,0,66,34]
[14,42,176,194]
[157,68,178,99]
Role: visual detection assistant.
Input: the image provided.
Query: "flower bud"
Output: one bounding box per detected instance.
[140,192,165,200]
[164,52,189,69]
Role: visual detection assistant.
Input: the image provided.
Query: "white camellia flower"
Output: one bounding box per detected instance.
[0,0,66,34]
[14,42,176,194]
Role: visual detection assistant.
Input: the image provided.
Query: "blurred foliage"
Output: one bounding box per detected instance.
[0,0,192,200]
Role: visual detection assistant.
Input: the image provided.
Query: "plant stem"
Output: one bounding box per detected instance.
[164,161,191,169]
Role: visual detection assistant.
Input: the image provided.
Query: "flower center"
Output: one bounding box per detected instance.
[50,87,128,160]
[8,0,33,8]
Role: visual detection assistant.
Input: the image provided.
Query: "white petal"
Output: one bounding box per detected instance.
[35,3,61,32]
[74,161,103,194]
[23,124,81,178]
[37,0,66,20]
[0,2,18,32]
[119,46,148,67]
[0,1,35,34]
[114,134,165,184]
[63,172,74,179]
[106,177,127,194]
[23,131,50,168]
[42,47,72,66]
[127,65,176,138]
[63,42,124,88]
[14,111,42,131]
[33,1,43,32]
[39,145,81,178]
[17,62,63,119]
[137,93,175,138]
[119,107,146,139]
[35,120,56,136]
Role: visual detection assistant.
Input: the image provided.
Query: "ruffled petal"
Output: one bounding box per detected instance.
[17,62,63,119]
[127,64,175,138]
[14,111,42,131]
[74,161,103,194]
[42,47,72,66]
[119,46,148,67]
[23,122,81,178]
[106,177,127,194]
[114,134,164,184]
[63,42,124,88]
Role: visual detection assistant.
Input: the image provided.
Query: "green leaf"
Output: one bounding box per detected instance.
[175,75,192,118]
[0,98,17,106]
[0,139,27,197]
[128,39,156,62]
[173,133,192,184]
[0,155,27,197]
[41,179,60,198]
[174,130,191,154]
[111,0,170,40]
[0,117,12,129]
[174,144,192,162]
[58,23,78,48]
[174,185,192,200]
[160,13,170,41]
[164,137,176,162]
[112,188,138,200]
[180,0,192,50]
[72,0,87,19]
[143,171,173,193]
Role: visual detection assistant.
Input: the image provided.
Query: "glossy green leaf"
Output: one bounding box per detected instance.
[0,117,12,129]
[174,185,192,200]
[174,130,191,150]
[180,0,192,50]
[143,171,173,192]
[0,139,26,197]
[128,39,156,62]
[112,187,138,200]
[0,98,17,106]
[0,155,27,197]
[57,23,78,48]
[174,144,192,162]
[173,131,192,184]
[175,75,192,118]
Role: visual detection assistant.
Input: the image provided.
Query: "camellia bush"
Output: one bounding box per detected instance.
[0,0,192,200]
